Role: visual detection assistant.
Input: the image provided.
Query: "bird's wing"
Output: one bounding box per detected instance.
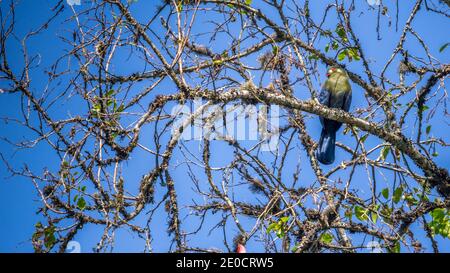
[318,85,331,106]
[342,88,352,112]
[318,85,330,125]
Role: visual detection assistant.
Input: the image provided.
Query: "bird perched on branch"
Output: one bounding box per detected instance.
[316,66,352,165]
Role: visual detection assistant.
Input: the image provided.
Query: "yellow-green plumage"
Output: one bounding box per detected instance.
[324,71,351,95]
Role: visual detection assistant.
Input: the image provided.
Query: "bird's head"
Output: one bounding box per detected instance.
[326,66,347,78]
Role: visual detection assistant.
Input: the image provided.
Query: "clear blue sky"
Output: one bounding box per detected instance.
[0,0,449,252]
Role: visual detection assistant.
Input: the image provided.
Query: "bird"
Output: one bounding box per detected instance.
[316,66,352,165]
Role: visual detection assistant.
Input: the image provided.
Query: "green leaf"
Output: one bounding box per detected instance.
[325,44,330,53]
[276,230,285,238]
[429,208,449,239]
[426,125,431,135]
[267,222,278,234]
[272,45,279,55]
[389,241,400,253]
[106,89,115,97]
[177,0,183,12]
[267,217,290,238]
[380,146,390,160]
[331,41,339,50]
[419,104,429,112]
[431,208,445,221]
[405,194,418,206]
[354,206,369,221]
[371,212,378,224]
[381,205,393,224]
[44,226,56,249]
[308,54,319,60]
[335,25,347,41]
[92,103,101,117]
[213,59,223,66]
[439,42,449,53]
[347,47,360,61]
[360,134,369,143]
[382,188,389,199]
[337,50,347,61]
[245,0,252,5]
[393,186,403,204]
[77,197,86,210]
[320,232,333,244]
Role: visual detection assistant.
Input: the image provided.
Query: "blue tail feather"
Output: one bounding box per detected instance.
[316,129,336,165]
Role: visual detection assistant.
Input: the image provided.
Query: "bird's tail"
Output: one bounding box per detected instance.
[316,129,336,165]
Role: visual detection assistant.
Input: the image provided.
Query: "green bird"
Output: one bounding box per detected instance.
[316,66,352,164]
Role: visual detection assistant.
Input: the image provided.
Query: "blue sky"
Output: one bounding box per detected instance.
[0,0,449,252]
